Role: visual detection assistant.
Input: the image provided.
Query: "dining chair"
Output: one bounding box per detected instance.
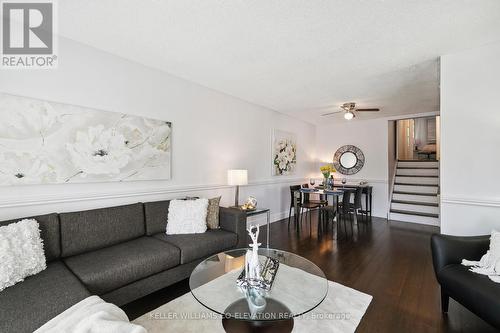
[353,187,365,222]
[359,187,372,220]
[350,187,371,236]
[338,187,364,221]
[299,184,323,233]
[337,189,355,235]
[319,199,337,235]
[302,184,328,207]
[288,185,302,228]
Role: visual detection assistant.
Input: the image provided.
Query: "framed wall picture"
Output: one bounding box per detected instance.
[272,129,297,176]
[0,93,172,185]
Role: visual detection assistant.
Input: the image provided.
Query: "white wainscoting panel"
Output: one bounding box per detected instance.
[441,196,500,235]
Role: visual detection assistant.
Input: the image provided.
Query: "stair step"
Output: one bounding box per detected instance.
[394,182,439,187]
[389,212,440,226]
[397,167,439,169]
[391,200,439,207]
[391,202,439,214]
[397,161,439,168]
[393,191,437,197]
[395,176,439,185]
[396,175,439,178]
[392,193,439,203]
[394,184,439,194]
[390,209,439,218]
[396,168,439,176]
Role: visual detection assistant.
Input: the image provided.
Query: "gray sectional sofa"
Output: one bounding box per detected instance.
[0,201,247,333]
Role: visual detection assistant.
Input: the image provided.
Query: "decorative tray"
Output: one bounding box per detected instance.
[236,257,279,291]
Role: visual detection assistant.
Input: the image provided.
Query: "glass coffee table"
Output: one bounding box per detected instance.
[189,248,328,333]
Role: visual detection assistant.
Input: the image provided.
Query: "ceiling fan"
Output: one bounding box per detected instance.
[321,102,380,120]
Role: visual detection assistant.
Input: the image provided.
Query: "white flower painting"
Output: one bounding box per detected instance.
[272,129,297,176]
[0,93,172,185]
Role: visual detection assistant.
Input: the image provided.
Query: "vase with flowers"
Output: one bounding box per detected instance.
[319,165,336,190]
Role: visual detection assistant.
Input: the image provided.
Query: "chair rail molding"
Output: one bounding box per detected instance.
[441,195,500,208]
[331,178,388,184]
[0,177,310,209]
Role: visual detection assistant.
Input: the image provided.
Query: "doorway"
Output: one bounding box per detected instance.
[396,116,440,161]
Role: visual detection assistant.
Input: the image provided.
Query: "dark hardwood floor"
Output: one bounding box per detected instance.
[123,213,497,332]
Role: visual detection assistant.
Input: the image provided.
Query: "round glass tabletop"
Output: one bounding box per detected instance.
[189,248,328,321]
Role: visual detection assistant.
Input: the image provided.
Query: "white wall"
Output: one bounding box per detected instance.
[0,37,316,223]
[316,118,389,218]
[440,41,500,235]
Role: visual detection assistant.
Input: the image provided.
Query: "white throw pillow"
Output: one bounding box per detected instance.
[0,219,47,291]
[166,199,209,235]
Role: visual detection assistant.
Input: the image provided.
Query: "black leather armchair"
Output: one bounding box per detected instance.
[431,234,500,329]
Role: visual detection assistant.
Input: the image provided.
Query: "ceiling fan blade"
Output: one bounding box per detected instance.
[355,108,380,112]
[321,110,342,116]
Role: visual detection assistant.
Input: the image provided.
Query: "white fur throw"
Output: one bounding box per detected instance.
[35,295,146,333]
[166,199,209,235]
[0,219,46,291]
[462,230,500,283]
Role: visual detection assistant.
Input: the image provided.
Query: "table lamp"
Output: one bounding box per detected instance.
[227,169,248,207]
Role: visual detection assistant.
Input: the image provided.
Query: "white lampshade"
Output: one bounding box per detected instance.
[227,169,248,186]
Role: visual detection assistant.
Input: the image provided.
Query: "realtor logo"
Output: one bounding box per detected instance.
[1,1,57,68]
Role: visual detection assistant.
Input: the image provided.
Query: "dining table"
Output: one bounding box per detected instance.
[329,184,373,218]
[293,187,354,239]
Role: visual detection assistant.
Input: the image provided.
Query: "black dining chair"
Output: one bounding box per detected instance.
[338,187,364,222]
[289,185,318,229]
[352,187,364,222]
[337,189,355,235]
[302,184,328,207]
[359,187,372,220]
[288,185,302,228]
[300,184,323,233]
[319,199,337,235]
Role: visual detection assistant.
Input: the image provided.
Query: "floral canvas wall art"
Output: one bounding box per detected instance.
[272,129,297,176]
[0,93,171,185]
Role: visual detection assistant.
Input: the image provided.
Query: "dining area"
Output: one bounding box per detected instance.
[288,145,373,240]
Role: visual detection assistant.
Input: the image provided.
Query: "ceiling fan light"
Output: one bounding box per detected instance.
[344,111,354,120]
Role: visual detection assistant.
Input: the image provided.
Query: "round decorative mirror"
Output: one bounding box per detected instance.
[333,145,365,175]
[339,152,357,169]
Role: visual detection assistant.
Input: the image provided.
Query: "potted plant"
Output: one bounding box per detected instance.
[319,165,336,190]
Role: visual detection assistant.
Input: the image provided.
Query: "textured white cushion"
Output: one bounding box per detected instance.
[0,219,47,291]
[166,199,209,235]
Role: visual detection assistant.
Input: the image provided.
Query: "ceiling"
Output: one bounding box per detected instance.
[58,1,500,124]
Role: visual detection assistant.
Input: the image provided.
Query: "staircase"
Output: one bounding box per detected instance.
[389,160,440,226]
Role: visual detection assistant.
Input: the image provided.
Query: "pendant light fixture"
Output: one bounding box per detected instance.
[344,111,355,120]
